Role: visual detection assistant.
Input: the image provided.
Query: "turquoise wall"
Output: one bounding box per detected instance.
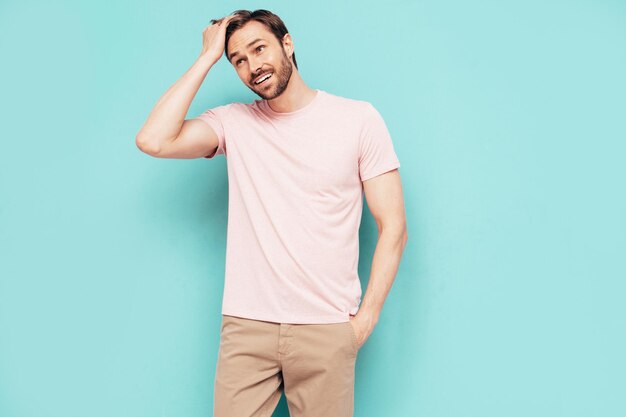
[1,0,624,416]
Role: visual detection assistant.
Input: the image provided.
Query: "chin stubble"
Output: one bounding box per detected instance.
[250,50,293,100]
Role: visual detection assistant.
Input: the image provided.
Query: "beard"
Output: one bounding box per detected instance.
[248,47,293,100]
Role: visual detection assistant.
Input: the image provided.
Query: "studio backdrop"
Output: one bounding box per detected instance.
[1,1,624,416]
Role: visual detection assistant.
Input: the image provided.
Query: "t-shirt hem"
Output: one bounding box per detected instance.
[361,162,401,182]
[221,307,351,324]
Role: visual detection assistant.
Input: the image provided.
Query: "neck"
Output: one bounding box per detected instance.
[267,70,317,113]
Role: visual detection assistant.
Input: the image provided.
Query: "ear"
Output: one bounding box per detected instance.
[282,33,294,58]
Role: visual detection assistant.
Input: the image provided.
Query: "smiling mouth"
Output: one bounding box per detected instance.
[254,73,273,85]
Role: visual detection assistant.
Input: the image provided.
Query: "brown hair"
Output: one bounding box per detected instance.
[211,9,298,69]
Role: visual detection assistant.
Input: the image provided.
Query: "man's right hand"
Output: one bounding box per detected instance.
[200,14,238,65]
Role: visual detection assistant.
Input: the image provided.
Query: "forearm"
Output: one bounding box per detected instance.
[357,226,408,324]
[135,55,215,152]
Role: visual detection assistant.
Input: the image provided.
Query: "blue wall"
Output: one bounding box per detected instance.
[1,0,624,416]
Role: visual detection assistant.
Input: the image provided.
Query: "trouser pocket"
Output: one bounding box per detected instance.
[346,321,359,353]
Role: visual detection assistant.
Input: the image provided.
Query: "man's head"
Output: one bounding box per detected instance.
[211,9,297,100]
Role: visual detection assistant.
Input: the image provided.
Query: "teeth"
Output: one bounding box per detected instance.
[255,73,272,84]
[255,74,269,84]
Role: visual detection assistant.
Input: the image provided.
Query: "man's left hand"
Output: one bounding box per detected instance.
[348,311,378,349]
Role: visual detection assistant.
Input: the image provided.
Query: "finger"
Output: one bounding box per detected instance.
[214,17,226,25]
[218,17,234,28]
[210,14,235,29]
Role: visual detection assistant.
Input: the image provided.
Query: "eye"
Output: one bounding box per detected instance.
[235,58,245,66]
[256,45,265,52]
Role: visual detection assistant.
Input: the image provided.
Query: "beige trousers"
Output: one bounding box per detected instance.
[213,314,360,417]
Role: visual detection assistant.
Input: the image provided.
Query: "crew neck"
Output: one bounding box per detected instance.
[259,89,324,118]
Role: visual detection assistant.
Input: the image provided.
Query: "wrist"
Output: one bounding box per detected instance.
[196,53,218,69]
[356,307,380,325]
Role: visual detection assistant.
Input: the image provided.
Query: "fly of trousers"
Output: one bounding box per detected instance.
[213,314,361,417]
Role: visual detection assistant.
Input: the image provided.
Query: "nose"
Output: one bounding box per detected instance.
[248,56,263,77]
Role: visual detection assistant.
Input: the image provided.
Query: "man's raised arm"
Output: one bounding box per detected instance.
[135,15,236,159]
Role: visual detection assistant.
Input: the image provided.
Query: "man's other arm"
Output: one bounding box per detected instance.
[351,169,408,346]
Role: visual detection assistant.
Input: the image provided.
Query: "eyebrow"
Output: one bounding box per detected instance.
[229,38,266,62]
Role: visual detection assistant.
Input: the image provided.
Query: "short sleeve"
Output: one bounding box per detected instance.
[193,104,229,159]
[358,103,401,181]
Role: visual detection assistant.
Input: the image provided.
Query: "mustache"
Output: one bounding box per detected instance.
[251,69,274,83]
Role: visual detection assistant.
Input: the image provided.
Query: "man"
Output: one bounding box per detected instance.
[136,9,408,417]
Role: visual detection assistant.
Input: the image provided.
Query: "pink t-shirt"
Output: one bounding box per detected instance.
[194,89,400,324]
